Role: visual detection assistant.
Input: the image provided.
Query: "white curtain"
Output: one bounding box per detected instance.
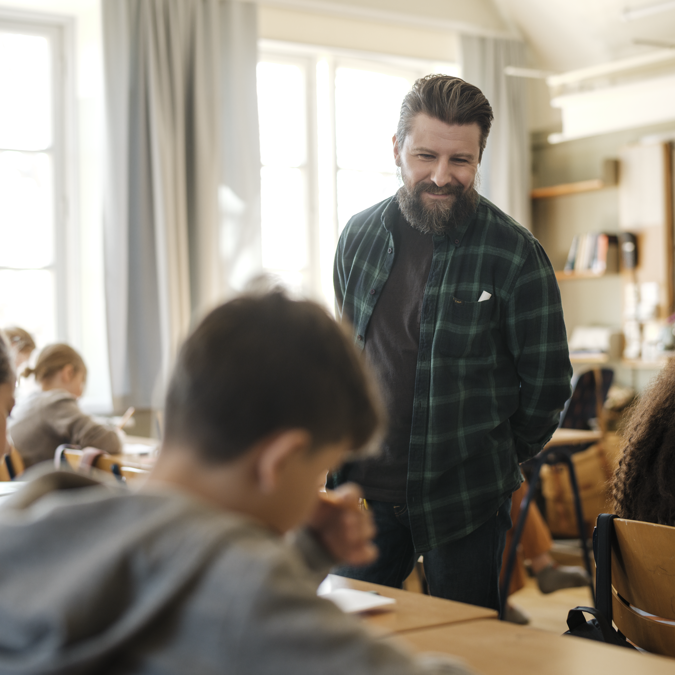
[102,0,261,410]
[461,36,530,230]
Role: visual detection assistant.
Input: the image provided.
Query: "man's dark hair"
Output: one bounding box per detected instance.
[613,359,675,525]
[396,75,494,160]
[164,291,384,463]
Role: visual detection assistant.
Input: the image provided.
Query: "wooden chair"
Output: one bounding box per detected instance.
[0,456,11,481]
[54,445,149,484]
[596,514,675,657]
[0,447,25,481]
[500,369,615,619]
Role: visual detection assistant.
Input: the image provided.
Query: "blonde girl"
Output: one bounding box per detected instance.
[8,344,121,467]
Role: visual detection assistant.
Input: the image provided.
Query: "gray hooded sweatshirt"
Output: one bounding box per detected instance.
[0,471,473,675]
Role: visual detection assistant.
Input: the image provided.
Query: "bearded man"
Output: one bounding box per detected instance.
[330,75,572,611]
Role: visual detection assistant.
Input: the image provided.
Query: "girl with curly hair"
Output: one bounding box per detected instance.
[613,358,675,525]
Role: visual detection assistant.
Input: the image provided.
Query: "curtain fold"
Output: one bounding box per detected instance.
[102,0,261,410]
[460,36,530,230]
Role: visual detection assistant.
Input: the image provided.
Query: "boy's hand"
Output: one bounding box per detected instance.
[307,483,378,566]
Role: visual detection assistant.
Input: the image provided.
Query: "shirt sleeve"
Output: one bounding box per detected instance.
[225,541,475,675]
[49,398,123,455]
[333,230,348,320]
[503,241,572,463]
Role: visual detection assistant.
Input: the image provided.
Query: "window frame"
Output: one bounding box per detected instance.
[258,40,459,307]
[0,8,77,343]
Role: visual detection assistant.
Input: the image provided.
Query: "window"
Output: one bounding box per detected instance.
[0,14,71,350]
[257,43,459,307]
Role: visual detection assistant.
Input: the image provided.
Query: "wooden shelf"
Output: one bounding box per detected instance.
[531,179,606,199]
[531,161,618,199]
[570,353,610,364]
[621,358,671,369]
[555,270,609,281]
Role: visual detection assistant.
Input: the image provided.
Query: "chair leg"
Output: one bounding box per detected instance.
[558,452,595,606]
[499,459,544,620]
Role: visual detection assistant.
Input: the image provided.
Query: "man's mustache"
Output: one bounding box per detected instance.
[413,182,464,197]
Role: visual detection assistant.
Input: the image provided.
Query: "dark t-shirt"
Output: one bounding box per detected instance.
[342,212,433,502]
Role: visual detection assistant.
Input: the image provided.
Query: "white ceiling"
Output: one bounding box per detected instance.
[493,0,675,72]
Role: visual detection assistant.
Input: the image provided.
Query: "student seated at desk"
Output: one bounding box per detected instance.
[0,292,472,675]
[8,343,122,468]
[613,359,675,525]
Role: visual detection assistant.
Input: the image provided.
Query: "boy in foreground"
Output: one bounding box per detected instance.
[0,291,472,675]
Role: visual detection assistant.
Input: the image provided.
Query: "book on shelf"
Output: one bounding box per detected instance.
[564,232,619,274]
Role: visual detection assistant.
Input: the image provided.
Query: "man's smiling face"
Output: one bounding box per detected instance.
[393,113,481,234]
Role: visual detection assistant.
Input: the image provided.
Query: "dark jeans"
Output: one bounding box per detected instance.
[333,497,512,611]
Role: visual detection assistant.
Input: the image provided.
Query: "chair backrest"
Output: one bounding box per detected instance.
[560,368,614,431]
[610,518,675,657]
[0,455,12,481]
[0,447,26,481]
[55,445,148,483]
[9,447,25,477]
[92,454,149,482]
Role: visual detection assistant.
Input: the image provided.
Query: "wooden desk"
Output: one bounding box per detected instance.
[106,436,159,470]
[323,575,496,635]
[393,619,675,674]
[545,428,602,448]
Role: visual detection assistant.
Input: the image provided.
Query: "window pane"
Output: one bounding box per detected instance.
[260,166,308,271]
[257,62,307,168]
[0,269,56,347]
[0,151,54,268]
[0,32,52,150]
[335,68,412,172]
[337,170,399,231]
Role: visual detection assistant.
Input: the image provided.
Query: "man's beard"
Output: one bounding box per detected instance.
[396,173,479,235]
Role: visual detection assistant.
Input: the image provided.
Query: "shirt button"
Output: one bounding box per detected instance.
[388,247,393,254]
[357,335,363,341]
[370,289,376,295]
[454,239,460,245]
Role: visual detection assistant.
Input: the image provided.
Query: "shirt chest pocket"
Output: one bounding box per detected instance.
[436,296,495,359]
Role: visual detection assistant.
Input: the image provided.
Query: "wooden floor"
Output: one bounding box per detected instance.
[403,552,593,635]
[509,576,592,634]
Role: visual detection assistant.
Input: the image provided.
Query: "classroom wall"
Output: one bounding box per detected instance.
[257,0,513,63]
[258,6,459,63]
[258,0,510,37]
[531,120,675,391]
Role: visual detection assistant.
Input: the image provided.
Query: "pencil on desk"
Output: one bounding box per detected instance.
[117,406,135,430]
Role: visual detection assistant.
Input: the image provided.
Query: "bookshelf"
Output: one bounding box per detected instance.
[555,270,610,281]
[532,143,673,382]
[531,159,618,200]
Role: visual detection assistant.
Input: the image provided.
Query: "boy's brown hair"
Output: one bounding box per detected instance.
[164,291,384,463]
[396,75,494,160]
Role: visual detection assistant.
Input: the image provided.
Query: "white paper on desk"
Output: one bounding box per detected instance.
[122,442,158,456]
[317,587,396,613]
[0,482,23,496]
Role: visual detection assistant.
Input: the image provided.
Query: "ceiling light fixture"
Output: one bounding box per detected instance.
[622,0,675,21]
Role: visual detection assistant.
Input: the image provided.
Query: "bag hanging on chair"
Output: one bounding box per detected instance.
[563,514,636,649]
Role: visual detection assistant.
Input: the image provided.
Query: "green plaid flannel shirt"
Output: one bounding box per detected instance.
[333,195,572,552]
